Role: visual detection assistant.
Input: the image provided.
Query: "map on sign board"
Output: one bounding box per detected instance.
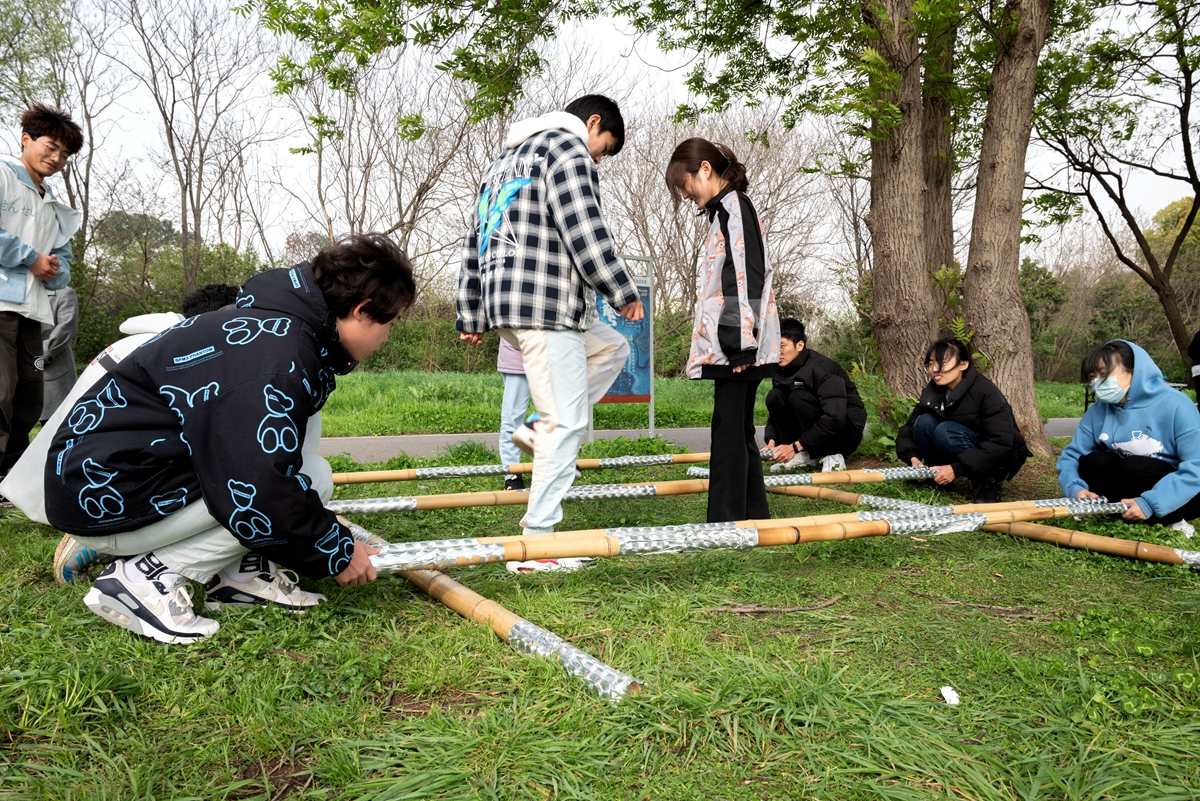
[596,281,652,402]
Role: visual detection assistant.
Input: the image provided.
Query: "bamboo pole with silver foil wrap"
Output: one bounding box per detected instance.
[332,452,713,485]
[686,465,941,485]
[326,468,946,515]
[326,479,711,514]
[352,502,1124,574]
[342,521,644,700]
[774,489,1200,568]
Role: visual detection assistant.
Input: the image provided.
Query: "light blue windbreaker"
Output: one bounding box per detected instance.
[1057,340,1200,518]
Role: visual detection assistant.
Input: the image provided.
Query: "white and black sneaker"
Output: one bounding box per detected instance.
[84,554,219,644]
[204,553,326,612]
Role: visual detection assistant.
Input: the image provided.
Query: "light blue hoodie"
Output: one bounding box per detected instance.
[1057,340,1200,518]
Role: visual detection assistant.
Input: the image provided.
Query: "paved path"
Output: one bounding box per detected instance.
[320,419,1083,463]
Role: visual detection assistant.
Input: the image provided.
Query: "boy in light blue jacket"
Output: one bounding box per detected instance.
[1057,339,1200,535]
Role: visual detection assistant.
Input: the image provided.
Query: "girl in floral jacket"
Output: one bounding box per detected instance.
[666,138,780,522]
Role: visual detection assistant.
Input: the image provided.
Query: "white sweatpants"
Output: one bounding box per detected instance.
[499,323,628,532]
[67,414,333,582]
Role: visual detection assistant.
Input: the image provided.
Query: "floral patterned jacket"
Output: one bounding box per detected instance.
[685,188,780,379]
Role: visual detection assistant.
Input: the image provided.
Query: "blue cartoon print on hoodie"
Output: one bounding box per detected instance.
[257,384,299,453]
[227,479,272,540]
[148,487,189,515]
[67,378,126,435]
[78,458,124,520]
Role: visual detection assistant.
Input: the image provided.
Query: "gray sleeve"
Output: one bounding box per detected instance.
[43,288,79,362]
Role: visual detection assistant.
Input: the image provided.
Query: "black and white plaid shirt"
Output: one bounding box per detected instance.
[456,129,639,333]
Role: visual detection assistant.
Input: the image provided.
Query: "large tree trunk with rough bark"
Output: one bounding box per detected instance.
[923,22,957,333]
[864,0,939,400]
[962,0,1054,457]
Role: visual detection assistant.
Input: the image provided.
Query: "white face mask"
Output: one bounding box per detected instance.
[1092,375,1127,404]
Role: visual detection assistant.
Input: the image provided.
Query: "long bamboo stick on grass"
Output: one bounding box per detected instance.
[327,468,944,515]
[771,486,1200,567]
[343,521,643,699]
[352,501,1123,574]
[333,452,712,485]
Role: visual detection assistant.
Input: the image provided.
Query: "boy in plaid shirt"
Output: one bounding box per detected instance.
[458,95,643,548]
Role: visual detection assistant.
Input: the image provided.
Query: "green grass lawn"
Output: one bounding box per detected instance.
[3,438,1199,799]
[320,372,1109,436]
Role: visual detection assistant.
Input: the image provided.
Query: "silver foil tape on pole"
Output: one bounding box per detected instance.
[370,540,509,574]
[611,521,758,555]
[861,466,942,481]
[507,620,643,701]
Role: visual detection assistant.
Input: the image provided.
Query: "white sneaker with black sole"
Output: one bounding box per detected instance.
[204,553,326,612]
[84,553,219,644]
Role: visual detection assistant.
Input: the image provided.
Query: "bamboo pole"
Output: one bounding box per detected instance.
[342,521,643,700]
[687,465,939,485]
[356,502,1123,574]
[326,479,711,514]
[333,452,712,485]
[769,487,1200,568]
[327,468,944,515]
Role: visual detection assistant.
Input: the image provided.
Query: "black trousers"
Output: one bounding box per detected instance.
[0,311,44,474]
[708,378,769,523]
[764,386,863,459]
[1078,450,1200,524]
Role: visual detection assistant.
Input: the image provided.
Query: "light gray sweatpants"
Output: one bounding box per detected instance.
[499,323,628,532]
[68,415,333,582]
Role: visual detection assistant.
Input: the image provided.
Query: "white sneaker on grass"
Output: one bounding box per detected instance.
[204,553,326,612]
[1170,519,1196,539]
[820,453,847,473]
[769,450,814,474]
[53,534,116,585]
[83,553,219,644]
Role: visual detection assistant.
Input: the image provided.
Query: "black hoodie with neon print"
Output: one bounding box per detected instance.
[44,263,357,580]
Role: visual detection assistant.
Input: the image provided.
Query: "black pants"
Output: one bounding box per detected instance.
[764,387,863,459]
[0,311,44,475]
[1078,450,1200,524]
[708,378,769,523]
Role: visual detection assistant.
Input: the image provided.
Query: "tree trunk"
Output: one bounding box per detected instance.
[1149,277,1196,374]
[864,0,939,400]
[962,0,1054,457]
[923,22,957,333]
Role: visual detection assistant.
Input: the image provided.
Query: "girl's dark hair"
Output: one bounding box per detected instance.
[664,137,749,210]
[20,103,84,155]
[925,339,971,368]
[311,233,417,323]
[1081,341,1135,384]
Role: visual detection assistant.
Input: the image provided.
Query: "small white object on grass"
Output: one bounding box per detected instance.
[940,686,960,705]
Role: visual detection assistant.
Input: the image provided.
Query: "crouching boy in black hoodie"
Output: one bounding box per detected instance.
[764,318,867,473]
[43,234,415,644]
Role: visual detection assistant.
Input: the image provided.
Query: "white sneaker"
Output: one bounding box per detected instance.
[511,421,539,457]
[505,557,595,573]
[769,450,814,474]
[1171,520,1196,539]
[204,553,326,611]
[53,534,116,585]
[84,554,219,644]
[820,453,847,473]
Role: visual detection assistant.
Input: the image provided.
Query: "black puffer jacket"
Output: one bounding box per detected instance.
[894,366,1029,481]
[763,347,867,453]
[44,263,357,579]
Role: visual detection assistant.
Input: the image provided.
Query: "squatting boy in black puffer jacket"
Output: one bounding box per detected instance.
[894,339,1029,503]
[43,234,415,644]
[764,318,866,473]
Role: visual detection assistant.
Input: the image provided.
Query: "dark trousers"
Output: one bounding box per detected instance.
[0,311,44,474]
[1078,450,1200,524]
[764,386,863,459]
[911,414,1000,485]
[708,378,769,523]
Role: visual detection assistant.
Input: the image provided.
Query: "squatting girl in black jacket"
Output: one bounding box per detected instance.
[894,339,1029,503]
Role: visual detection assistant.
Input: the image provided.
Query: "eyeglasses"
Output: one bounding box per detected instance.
[35,137,69,162]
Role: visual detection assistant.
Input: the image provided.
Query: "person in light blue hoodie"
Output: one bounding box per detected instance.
[1057,339,1200,535]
